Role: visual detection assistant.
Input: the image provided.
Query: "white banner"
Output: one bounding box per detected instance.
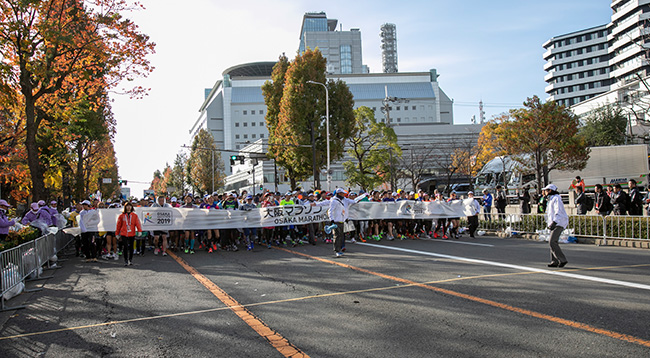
[73,199,477,232]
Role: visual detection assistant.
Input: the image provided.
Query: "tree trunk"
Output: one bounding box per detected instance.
[25,98,45,200]
[75,142,85,200]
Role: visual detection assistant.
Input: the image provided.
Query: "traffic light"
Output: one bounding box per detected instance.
[118,179,128,186]
[229,155,245,165]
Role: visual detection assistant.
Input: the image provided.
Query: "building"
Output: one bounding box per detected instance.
[190,65,458,178]
[544,1,650,108]
[299,12,366,74]
[543,24,610,107]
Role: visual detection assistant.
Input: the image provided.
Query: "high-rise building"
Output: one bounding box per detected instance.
[380,23,398,73]
[543,25,610,107]
[543,1,650,107]
[299,12,365,74]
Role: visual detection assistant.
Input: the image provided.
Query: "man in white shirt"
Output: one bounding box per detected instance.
[328,188,366,257]
[543,184,569,268]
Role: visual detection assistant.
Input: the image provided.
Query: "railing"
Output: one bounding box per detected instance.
[1,230,73,311]
[474,213,650,241]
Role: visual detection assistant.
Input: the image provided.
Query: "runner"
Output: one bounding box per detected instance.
[116,201,142,266]
[151,196,171,256]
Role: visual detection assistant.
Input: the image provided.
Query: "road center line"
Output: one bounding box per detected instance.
[278,247,650,348]
[167,250,309,358]
[357,242,650,291]
[422,238,494,247]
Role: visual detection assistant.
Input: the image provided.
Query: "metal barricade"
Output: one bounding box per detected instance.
[477,212,649,242]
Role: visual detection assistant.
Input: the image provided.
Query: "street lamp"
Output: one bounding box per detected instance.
[306,80,330,191]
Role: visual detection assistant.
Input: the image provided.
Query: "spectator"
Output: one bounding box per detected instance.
[595,184,612,216]
[516,186,531,214]
[627,179,643,216]
[575,186,588,215]
[0,199,16,241]
[22,202,52,227]
[571,176,585,193]
[536,191,548,214]
[482,189,493,221]
[79,200,98,262]
[495,185,507,214]
[612,184,628,215]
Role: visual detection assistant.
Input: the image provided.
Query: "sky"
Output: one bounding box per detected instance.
[111,0,613,197]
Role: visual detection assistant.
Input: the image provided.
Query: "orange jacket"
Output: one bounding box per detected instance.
[115,212,142,237]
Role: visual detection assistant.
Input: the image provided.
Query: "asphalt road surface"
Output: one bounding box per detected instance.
[1,235,650,357]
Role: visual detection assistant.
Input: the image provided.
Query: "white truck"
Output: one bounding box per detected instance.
[475,144,649,194]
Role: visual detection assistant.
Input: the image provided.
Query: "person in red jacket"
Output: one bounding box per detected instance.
[116,201,142,266]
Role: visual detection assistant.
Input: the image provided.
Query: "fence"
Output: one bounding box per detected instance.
[474,212,650,242]
[0,230,73,311]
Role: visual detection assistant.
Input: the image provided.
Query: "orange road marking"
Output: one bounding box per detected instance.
[277,247,650,348]
[168,250,309,358]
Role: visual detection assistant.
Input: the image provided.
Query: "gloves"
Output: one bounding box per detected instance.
[548,221,557,231]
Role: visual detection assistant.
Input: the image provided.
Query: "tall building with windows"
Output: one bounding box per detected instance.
[299,12,365,74]
[544,1,650,107]
[380,23,398,73]
[543,25,610,107]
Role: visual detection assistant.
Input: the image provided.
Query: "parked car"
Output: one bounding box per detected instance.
[449,183,472,197]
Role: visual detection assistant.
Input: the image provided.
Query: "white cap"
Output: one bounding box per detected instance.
[543,184,558,191]
[171,197,177,202]
[335,188,347,194]
[81,200,91,206]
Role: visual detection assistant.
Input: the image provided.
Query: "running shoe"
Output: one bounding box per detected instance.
[208,248,213,253]
[335,252,344,258]
[184,248,189,254]
[162,252,167,257]
[212,243,218,251]
[154,248,159,255]
[190,250,195,254]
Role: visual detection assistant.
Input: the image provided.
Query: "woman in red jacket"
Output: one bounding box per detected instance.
[116,202,142,266]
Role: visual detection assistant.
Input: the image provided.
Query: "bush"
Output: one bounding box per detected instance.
[0,226,40,251]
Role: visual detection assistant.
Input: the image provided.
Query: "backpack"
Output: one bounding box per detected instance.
[584,195,594,212]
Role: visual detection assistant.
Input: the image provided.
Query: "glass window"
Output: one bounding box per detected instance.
[260,110,264,115]
[404,106,408,111]
[235,134,240,139]
[260,134,265,138]
[236,145,240,149]
[235,123,240,127]
[397,118,401,123]
[251,110,255,115]
[396,106,400,111]
[243,122,248,127]
[243,134,248,139]
[243,110,247,115]
[260,122,264,127]
[340,45,352,74]
[252,134,256,138]
[252,122,256,126]
[412,106,416,110]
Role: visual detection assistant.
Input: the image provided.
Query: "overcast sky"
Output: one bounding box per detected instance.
[111,0,613,197]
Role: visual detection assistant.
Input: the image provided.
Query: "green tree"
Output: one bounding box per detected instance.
[499,96,590,191]
[579,105,627,146]
[262,49,355,189]
[186,129,224,196]
[168,153,188,198]
[344,106,400,191]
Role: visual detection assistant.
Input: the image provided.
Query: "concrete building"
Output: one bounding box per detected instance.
[543,24,610,107]
[380,23,398,73]
[299,12,366,74]
[544,1,650,108]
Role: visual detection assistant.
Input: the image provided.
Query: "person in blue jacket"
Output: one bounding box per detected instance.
[482,189,493,221]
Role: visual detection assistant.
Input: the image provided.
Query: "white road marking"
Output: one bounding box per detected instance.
[358,242,650,291]
[423,238,494,247]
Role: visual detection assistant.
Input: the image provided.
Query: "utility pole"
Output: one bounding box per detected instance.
[382,85,409,191]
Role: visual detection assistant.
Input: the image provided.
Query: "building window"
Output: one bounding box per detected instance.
[243,134,248,139]
[412,106,416,110]
[340,45,352,74]
[236,145,240,149]
[252,122,256,126]
[235,123,240,127]
[251,110,255,115]
[260,134,265,138]
[260,122,264,127]
[404,106,408,111]
[243,110,247,115]
[397,118,401,123]
[252,134,256,138]
[260,110,264,115]
[243,122,248,127]
[235,134,240,139]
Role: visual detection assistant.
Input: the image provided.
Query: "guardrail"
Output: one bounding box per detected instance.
[1,230,73,311]
[474,213,649,242]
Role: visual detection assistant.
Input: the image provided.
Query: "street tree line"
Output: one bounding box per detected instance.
[0,0,155,204]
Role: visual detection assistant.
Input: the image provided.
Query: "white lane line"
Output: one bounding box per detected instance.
[422,238,494,247]
[357,242,650,291]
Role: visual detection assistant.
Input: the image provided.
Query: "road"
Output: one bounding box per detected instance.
[1,235,650,357]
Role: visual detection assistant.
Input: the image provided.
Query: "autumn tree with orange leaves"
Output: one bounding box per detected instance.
[0,0,155,200]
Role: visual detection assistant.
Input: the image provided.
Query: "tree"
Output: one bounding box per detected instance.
[396,146,438,191]
[475,115,513,190]
[343,106,401,191]
[499,96,590,191]
[168,153,188,198]
[151,165,172,197]
[186,129,224,196]
[262,49,355,189]
[0,0,155,199]
[579,105,627,146]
